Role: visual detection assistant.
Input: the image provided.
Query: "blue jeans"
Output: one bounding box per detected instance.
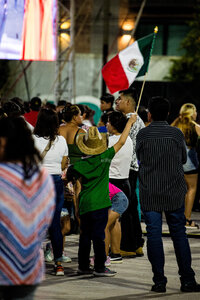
[78,207,108,272]
[49,175,64,262]
[143,205,195,285]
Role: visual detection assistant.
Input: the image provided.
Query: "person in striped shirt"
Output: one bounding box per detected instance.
[136,96,200,293]
[0,117,55,300]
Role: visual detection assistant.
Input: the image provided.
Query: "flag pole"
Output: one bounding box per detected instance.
[136,72,147,113]
[135,26,158,114]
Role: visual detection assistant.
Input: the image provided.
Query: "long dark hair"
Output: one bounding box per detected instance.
[34,108,59,141]
[0,117,42,179]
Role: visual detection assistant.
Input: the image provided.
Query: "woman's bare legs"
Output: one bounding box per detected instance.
[105,210,120,256]
[110,219,121,254]
[184,173,198,226]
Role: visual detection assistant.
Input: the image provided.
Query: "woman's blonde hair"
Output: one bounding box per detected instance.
[171,103,197,145]
[179,103,196,119]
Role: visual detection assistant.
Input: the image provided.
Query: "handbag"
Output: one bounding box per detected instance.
[41,139,54,159]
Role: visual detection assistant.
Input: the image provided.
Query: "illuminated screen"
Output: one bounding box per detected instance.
[0,0,57,61]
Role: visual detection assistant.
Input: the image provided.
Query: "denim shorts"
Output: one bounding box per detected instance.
[183,147,199,173]
[111,191,129,216]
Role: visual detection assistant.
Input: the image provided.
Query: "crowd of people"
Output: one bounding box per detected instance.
[0,89,200,299]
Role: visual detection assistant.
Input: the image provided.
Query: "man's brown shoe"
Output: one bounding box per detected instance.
[136,247,144,257]
[120,250,136,258]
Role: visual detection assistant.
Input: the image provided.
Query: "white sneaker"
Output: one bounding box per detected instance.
[44,249,53,262]
[105,256,111,267]
[54,264,64,276]
[62,252,72,263]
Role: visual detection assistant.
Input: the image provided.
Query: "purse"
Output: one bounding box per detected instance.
[41,139,54,159]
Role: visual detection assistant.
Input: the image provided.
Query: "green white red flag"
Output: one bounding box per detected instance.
[102,29,158,94]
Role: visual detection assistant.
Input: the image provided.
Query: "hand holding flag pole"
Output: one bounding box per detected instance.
[136,26,158,113]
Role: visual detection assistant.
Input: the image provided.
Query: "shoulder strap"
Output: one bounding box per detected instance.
[74,128,81,144]
[41,140,53,159]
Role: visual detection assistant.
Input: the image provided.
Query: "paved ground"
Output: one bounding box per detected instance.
[35,212,200,300]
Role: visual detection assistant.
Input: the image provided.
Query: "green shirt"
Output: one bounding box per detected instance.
[73,147,115,215]
[68,143,84,164]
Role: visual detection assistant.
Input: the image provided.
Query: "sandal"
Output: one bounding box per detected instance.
[186,219,199,229]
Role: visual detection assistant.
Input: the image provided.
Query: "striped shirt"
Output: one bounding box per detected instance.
[0,163,55,285]
[126,113,145,171]
[136,121,187,211]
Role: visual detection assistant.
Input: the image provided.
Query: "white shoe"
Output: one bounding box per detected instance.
[105,256,111,267]
[55,264,64,276]
[44,249,53,262]
[62,252,72,263]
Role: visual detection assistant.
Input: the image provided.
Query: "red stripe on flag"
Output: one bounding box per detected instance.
[102,54,129,94]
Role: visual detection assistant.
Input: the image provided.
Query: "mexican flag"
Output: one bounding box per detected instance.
[102,32,157,94]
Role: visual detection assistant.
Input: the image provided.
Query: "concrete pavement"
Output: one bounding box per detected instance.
[35,212,200,300]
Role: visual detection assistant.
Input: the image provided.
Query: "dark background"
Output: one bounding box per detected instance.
[133,81,200,124]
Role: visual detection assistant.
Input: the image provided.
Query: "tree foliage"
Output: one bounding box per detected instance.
[168,6,200,82]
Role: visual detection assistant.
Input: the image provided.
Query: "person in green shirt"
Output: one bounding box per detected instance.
[67,113,137,277]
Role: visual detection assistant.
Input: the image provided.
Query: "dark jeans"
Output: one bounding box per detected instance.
[78,207,108,272]
[111,171,144,252]
[0,285,37,300]
[143,205,195,285]
[49,175,64,262]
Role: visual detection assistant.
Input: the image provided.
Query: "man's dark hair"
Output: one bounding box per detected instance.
[108,111,128,133]
[119,87,138,103]
[100,93,114,106]
[30,97,42,111]
[138,106,148,123]
[148,96,170,121]
[100,113,109,126]
[44,102,56,111]
[57,100,67,106]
